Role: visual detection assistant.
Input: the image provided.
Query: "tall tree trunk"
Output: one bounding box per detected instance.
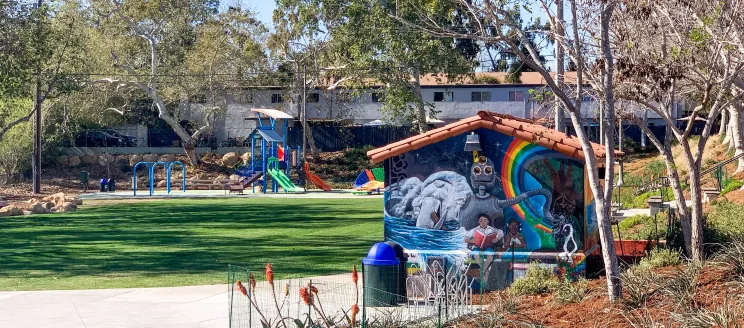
[682,146,704,260]
[304,125,320,162]
[153,96,199,166]
[412,69,427,134]
[640,110,648,149]
[730,103,744,173]
[719,108,728,137]
[599,2,622,300]
[554,0,565,133]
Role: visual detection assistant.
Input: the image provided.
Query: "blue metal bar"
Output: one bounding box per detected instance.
[167,161,187,193]
[132,162,152,196]
[150,162,168,196]
[262,137,267,194]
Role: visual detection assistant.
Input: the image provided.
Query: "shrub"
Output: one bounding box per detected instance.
[620,265,664,309]
[707,201,744,241]
[508,263,561,296]
[720,179,743,196]
[554,278,591,304]
[671,295,744,327]
[658,262,701,311]
[615,213,668,241]
[711,239,744,278]
[639,247,682,269]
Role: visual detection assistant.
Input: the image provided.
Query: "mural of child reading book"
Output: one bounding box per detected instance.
[464,214,503,282]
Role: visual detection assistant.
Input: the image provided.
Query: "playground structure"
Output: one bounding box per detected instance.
[354,168,385,195]
[132,161,186,196]
[304,162,332,191]
[236,108,331,193]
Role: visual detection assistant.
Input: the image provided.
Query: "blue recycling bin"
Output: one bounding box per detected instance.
[363,242,400,307]
[99,178,108,192]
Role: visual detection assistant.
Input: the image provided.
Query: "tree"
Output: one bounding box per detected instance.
[86,0,222,165]
[392,0,623,300]
[274,0,477,133]
[613,0,744,260]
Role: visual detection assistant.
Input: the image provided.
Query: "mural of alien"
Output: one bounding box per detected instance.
[458,155,559,232]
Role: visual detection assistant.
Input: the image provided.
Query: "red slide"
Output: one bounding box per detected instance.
[304,163,332,191]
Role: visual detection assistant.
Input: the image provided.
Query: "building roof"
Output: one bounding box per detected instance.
[418,71,579,86]
[367,111,621,164]
[251,108,293,119]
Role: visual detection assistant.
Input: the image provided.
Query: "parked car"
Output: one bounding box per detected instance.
[100,129,138,147]
[75,131,127,147]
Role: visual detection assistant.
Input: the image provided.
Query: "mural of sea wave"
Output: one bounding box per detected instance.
[384,215,467,263]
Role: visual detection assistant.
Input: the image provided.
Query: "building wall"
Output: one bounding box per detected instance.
[383,128,588,290]
[181,86,686,141]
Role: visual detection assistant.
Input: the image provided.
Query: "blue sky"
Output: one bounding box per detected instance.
[245,0,277,28]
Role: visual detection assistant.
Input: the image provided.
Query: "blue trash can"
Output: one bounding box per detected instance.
[99,178,108,192]
[363,242,400,307]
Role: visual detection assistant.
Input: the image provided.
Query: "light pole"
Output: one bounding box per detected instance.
[302,63,308,190]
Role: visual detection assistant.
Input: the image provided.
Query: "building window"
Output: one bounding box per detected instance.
[582,95,594,102]
[339,92,354,103]
[271,94,283,103]
[508,91,523,102]
[307,93,320,103]
[434,91,453,102]
[372,92,384,102]
[471,91,491,102]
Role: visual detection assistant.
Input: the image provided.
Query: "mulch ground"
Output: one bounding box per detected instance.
[458,264,744,328]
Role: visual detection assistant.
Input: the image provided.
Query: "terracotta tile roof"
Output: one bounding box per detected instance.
[367,111,622,164]
[323,71,580,88]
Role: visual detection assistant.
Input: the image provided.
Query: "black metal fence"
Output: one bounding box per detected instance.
[287,126,416,152]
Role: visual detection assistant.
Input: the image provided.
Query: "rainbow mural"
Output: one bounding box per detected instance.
[501,139,558,249]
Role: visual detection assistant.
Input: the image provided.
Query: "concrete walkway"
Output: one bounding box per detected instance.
[0,274,360,328]
[0,285,229,328]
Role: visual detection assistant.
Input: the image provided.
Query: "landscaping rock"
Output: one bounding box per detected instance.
[0,210,10,217]
[81,155,98,165]
[130,154,143,165]
[156,180,167,188]
[30,203,48,214]
[56,155,69,166]
[68,156,81,166]
[159,154,175,163]
[98,154,115,166]
[229,174,241,181]
[64,197,83,206]
[43,192,67,207]
[241,152,251,164]
[28,198,40,205]
[41,202,55,210]
[142,154,159,162]
[222,152,240,167]
[53,202,77,213]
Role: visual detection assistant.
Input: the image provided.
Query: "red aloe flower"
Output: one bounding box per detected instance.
[352,265,358,285]
[283,283,289,297]
[299,287,313,305]
[249,272,256,291]
[236,280,248,296]
[351,304,359,316]
[265,263,274,286]
[310,285,319,294]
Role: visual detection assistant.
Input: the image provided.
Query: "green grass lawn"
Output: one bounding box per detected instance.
[0,198,384,291]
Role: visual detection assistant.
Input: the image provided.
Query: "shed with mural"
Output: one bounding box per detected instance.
[367,111,617,291]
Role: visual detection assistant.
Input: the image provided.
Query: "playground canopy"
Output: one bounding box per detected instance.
[251,108,293,119]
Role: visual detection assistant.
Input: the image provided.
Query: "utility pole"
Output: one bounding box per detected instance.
[302,63,308,190]
[32,0,43,194]
[554,0,565,133]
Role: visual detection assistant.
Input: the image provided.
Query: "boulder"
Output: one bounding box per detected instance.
[68,156,81,166]
[98,154,115,166]
[42,192,67,207]
[53,202,77,213]
[142,154,159,162]
[229,174,241,181]
[28,198,40,205]
[129,154,143,166]
[156,180,167,188]
[1,206,24,216]
[56,155,69,166]
[64,197,83,206]
[115,156,130,164]
[221,152,240,167]
[30,203,48,214]
[159,154,175,163]
[41,202,55,210]
[241,152,252,164]
[81,155,97,165]
[0,210,10,217]
[191,173,207,181]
